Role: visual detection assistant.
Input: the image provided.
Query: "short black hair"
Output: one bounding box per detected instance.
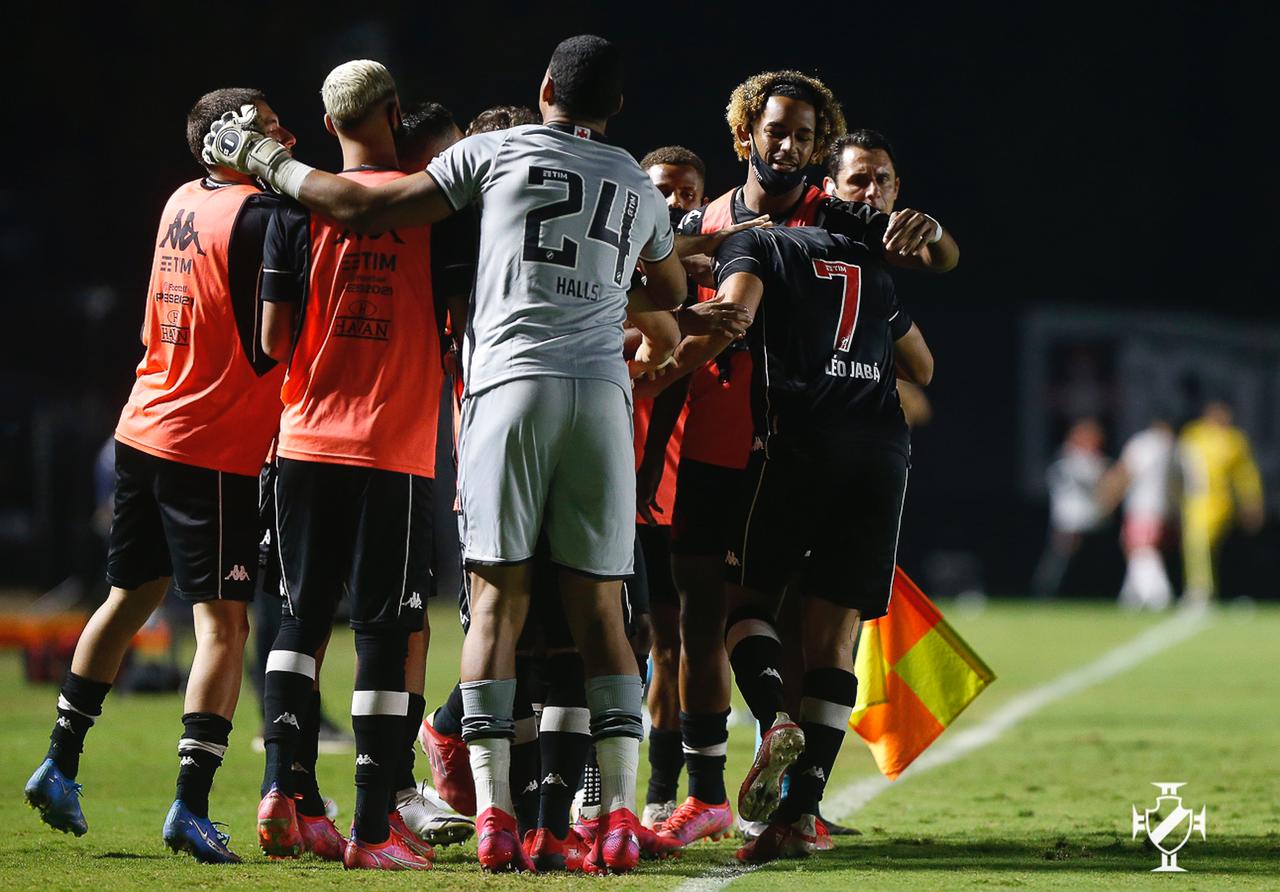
[639,146,706,183]
[547,35,623,120]
[827,129,897,180]
[397,101,457,156]
[187,87,265,168]
[466,105,540,136]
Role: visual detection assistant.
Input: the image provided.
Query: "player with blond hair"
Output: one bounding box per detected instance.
[253,59,441,870]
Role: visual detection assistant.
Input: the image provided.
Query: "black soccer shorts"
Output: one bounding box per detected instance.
[636,523,676,608]
[275,458,433,632]
[724,443,909,619]
[670,457,748,557]
[106,440,260,601]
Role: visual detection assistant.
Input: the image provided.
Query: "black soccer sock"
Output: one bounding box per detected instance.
[777,668,857,823]
[351,629,409,844]
[538,652,590,837]
[432,682,464,738]
[681,710,729,804]
[47,672,111,779]
[175,712,232,819]
[262,614,324,798]
[726,608,787,734]
[389,692,427,810]
[511,678,540,836]
[646,727,683,805]
[293,690,326,817]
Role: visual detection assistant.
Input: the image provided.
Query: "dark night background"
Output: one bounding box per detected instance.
[1,2,1275,596]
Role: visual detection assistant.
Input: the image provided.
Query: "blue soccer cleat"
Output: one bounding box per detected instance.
[162,800,242,864]
[24,758,88,836]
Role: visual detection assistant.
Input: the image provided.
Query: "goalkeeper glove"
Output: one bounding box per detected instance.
[201,105,314,199]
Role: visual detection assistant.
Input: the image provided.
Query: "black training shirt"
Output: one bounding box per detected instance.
[714,226,912,457]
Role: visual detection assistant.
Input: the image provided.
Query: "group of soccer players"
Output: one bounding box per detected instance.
[24,34,957,873]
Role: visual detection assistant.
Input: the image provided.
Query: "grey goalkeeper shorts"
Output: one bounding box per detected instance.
[457,376,636,579]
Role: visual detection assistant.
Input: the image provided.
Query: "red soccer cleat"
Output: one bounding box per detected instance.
[523,826,588,872]
[342,828,433,870]
[735,814,819,864]
[657,796,734,846]
[388,810,436,861]
[419,716,476,816]
[476,806,536,873]
[813,817,833,851]
[638,822,684,859]
[583,807,641,875]
[738,713,805,823]
[297,812,345,861]
[257,784,303,858]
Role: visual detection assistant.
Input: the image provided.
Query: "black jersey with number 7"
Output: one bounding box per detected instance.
[713,226,914,458]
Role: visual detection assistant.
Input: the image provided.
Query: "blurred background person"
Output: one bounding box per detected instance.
[1178,400,1265,605]
[1032,418,1109,599]
[1096,414,1175,610]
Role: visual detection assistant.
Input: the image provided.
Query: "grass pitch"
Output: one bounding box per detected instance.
[1,600,1277,889]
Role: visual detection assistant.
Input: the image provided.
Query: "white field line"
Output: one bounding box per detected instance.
[670,606,1212,892]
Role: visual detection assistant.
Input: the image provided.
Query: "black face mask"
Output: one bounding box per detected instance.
[749,135,805,196]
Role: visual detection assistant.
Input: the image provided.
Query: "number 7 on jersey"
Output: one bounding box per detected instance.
[812,259,862,352]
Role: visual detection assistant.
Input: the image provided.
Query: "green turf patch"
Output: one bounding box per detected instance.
[2,601,1276,889]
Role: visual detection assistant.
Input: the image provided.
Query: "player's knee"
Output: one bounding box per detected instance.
[193,601,250,648]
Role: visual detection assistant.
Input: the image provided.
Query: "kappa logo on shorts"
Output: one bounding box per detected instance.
[179,755,198,767]
[355,754,380,767]
[760,667,782,682]
[752,436,765,452]
[56,716,73,731]
[803,766,826,781]
[224,564,250,582]
[273,712,300,729]
[725,550,741,567]
[403,591,424,610]
[542,773,568,788]
[523,780,539,794]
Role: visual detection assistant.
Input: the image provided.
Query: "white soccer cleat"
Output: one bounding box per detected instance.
[641,800,676,830]
[395,785,475,847]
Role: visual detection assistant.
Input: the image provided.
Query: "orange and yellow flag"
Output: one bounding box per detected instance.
[851,567,995,779]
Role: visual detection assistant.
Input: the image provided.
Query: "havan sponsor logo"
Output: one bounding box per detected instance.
[334,299,391,341]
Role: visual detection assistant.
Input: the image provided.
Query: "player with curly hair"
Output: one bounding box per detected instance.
[640,69,958,852]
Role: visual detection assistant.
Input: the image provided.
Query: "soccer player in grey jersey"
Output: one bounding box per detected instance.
[204,35,688,874]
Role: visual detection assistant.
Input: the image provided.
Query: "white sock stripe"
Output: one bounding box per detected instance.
[514,716,539,744]
[800,696,854,731]
[57,694,99,719]
[266,650,316,678]
[725,618,780,653]
[178,738,228,758]
[682,741,729,757]
[351,690,410,716]
[539,706,591,734]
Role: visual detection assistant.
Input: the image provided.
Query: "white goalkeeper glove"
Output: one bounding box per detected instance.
[201,104,314,199]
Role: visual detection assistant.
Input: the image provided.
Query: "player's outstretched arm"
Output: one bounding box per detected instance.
[893,322,934,386]
[627,286,682,378]
[640,250,689,311]
[636,271,763,398]
[882,209,959,273]
[675,215,773,258]
[203,105,453,231]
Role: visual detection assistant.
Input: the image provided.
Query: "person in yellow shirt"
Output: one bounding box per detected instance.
[1178,400,1265,603]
